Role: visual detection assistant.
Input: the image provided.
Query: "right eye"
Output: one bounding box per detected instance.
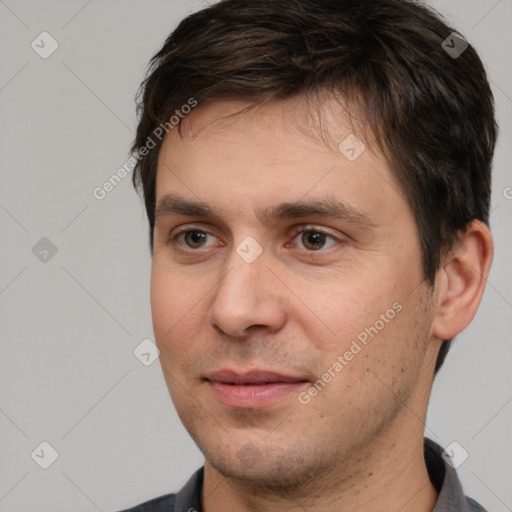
[173,229,219,250]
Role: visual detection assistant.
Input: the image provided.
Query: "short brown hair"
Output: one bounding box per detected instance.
[131,0,498,373]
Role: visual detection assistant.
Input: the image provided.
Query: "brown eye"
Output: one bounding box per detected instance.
[292,228,338,251]
[178,231,212,249]
[301,231,328,250]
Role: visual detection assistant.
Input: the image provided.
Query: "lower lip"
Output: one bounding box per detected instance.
[207,381,307,408]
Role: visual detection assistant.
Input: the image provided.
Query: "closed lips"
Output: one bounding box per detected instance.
[205,370,308,385]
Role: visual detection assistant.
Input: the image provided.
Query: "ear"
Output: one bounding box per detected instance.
[432,220,494,340]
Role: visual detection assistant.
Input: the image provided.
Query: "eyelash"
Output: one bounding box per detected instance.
[170,225,341,252]
[288,226,340,250]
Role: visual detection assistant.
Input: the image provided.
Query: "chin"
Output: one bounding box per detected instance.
[199,432,340,490]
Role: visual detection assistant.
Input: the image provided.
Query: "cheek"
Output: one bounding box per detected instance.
[150,261,203,347]
[298,273,426,385]
[150,258,222,385]
[295,276,391,352]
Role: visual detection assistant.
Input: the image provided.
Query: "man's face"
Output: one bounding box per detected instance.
[150,97,439,487]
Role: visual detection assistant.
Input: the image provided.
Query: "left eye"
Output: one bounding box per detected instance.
[292,229,339,251]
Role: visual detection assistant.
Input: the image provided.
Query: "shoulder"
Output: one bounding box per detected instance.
[113,493,176,512]
[423,438,488,512]
[113,466,204,512]
[467,496,488,511]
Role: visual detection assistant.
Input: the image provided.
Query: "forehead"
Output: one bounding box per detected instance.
[154,97,406,224]
[162,94,370,158]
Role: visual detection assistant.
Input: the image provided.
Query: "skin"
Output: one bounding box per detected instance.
[150,95,493,512]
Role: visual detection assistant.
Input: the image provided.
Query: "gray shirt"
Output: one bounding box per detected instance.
[116,437,487,511]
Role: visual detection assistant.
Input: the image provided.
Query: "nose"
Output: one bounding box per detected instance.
[207,247,287,338]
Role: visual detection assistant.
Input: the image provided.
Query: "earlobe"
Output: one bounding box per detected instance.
[432,220,494,340]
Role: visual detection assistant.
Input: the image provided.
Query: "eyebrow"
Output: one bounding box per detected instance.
[154,192,377,229]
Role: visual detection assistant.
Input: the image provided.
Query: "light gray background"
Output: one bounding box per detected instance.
[0,1,510,511]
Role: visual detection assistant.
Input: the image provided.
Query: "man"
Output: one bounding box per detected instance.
[118,0,497,510]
